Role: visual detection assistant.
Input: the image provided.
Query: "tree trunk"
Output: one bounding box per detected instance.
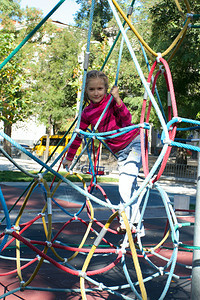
[44,131,50,162]
[44,116,53,162]
[3,122,12,156]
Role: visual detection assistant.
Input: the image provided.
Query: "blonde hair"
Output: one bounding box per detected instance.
[84,70,109,102]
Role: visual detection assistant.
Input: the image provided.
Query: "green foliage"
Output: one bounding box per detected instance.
[75,0,113,42]
[20,7,43,37]
[29,26,82,132]
[1,0,198,142]
[149,0,200,121]
[0,0,22,23]
[0,32,30,125]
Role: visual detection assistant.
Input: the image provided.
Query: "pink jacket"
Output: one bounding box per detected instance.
[66,94,139,161]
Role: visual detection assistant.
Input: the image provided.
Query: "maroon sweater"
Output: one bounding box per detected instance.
[66,94,139,161]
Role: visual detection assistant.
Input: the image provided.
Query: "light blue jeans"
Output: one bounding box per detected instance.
[117,135,142,228]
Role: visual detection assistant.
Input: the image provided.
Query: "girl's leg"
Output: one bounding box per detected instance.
[118,138,142,229]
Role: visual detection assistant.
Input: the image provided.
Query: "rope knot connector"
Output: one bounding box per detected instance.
[163,138,171,146]
[38,173,43,182]
[4,228,14,235]
[20,281,25,291]
[46,241,52,248]
[187,13,193,19]
[13,225,20,231]
[127,6,133,16]
[62,258,68,265]
[98,282,104,291]
[158,267,164,276]
[156,53,162,63]
[74,214,78,220]
[118,203,125,215]
[78,271,86,278]
[159,65,165,74]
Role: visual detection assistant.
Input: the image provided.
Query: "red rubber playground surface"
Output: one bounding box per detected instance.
[0,183,195,299]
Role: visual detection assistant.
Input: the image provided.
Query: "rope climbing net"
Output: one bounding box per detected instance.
[0,0,200,299]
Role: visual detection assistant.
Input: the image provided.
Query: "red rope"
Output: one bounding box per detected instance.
[11,231,80,276]
[140,58,178,182]
[0,258,37,277]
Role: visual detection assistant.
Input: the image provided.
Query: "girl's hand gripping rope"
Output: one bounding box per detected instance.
[110,85,121,106]
[62,158,71,172]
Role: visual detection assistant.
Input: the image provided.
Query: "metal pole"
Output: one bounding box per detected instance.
[191,139,200,299]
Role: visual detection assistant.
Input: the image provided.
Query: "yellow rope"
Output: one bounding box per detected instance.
[15,180,39,282]
[68,197,94,262]
[111,0,191,58]
[174,0,185,19]
[50,172,95,262]
[15,181,39,228]
[111,0,158,57]
[23,179,53,287]
[23,246,49,287]
[144,229,171,253]
[121,211,147,300]
[167,29,187,63]
[80,211,118,300]
[39,202,65,262]
[184,0,191,14]
[162,18,190,57]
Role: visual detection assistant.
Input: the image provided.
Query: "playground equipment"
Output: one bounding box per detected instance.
[0,0,199,299]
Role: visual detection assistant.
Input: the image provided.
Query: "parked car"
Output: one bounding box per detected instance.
[19,144,32,152]
[0,141,32,158]
[11,145,21,158]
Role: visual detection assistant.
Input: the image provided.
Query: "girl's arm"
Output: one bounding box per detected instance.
[63,111,89,168]
[111,85,132,126]
[110,85,121,105]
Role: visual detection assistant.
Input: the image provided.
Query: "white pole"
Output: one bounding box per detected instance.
[191,138,200,298]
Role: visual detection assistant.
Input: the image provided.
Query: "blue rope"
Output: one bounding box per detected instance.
[177,126,200,131]
[101,0,136,71]
[85,136,97,184]
[107,0,169,143]
[42,0,97,173]
[0,187,11,252]
[160,117,200,152]
[76,0,96,129]
[121,254,142,299]
[78,123,150,140]
[51,197,86,217]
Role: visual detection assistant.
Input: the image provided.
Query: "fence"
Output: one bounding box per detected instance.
[162,163,197,181]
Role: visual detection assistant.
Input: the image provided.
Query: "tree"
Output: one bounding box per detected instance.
[0,1,33,155]
[29,25,82,134]
[75,0,114,42]
[0,32,32,154]
[149,0,200,121]
[0,3,67,156]
[0,0,22,28]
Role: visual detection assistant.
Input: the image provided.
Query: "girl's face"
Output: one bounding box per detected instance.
[86,78,106,104]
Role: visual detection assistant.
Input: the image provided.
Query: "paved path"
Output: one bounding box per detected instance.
[0,155,197,223]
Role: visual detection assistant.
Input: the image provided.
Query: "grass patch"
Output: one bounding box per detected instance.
[0,170,118,183]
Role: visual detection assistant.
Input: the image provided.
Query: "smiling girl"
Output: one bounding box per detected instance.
[63,70,144,236]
